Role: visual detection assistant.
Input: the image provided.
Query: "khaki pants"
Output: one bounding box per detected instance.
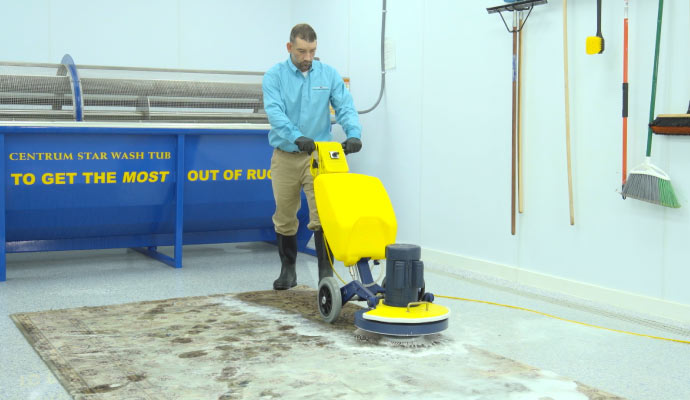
[270,149,320,235]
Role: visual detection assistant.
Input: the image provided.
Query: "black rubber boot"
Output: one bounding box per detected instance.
[273,233,297,290]
[313,230,333,282]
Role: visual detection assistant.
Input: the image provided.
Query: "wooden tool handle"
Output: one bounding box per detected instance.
[510,22,517,235]
[563,0,575,226]
[518,13,525,214]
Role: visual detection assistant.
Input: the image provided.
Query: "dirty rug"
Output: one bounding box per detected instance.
[11,286,625,400]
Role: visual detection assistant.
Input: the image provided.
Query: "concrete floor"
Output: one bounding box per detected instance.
[1,241,689,400]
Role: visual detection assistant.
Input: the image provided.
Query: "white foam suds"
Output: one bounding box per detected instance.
[215,296,591,399]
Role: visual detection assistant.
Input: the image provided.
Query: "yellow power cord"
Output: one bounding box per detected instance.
[436,294,690,345]
[321,233,348,284]
[319,233,688,345]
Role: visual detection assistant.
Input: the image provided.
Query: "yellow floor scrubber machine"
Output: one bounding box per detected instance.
[312,142,450,336]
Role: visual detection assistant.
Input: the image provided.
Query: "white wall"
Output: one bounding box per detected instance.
[1,0,688,319]
[341,0,690,320]
[0,0,293,70]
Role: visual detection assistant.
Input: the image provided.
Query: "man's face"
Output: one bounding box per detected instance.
[287,37,317,72]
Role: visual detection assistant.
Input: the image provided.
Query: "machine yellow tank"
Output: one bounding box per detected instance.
[314,173,397,267]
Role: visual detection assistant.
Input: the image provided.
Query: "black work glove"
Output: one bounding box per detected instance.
[341,137,362,155]
[294,136,316,155]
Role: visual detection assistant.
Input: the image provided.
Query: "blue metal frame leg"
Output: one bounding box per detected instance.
[131,134,184,269]
[131,246,177,268]
[340,259,384,307]
[173,134,184,268]
[0,134,5,282]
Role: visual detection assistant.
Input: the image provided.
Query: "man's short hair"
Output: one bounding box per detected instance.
[290,24,317,43]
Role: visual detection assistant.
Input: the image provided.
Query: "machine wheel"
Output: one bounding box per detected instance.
[318,277,342,323]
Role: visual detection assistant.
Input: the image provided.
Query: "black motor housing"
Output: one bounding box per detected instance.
[384,244,424,307]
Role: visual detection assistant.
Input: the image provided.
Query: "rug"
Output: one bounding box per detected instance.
[12,286,626,400]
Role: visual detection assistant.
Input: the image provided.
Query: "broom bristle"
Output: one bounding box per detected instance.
[658,179,681,208]
[622,173,680,208]
[353,328,447,348]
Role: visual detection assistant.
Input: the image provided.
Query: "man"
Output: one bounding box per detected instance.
[262,23,362,290]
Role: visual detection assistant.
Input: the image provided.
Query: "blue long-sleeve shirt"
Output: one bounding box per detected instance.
[262,58,362,152]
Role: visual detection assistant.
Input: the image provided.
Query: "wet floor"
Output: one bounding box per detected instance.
[2,242,688,399]
[12,286,623,399]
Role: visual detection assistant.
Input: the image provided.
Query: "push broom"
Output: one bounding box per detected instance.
[622,0,680,208]
[650,101,690,135]
[647,1,690,136]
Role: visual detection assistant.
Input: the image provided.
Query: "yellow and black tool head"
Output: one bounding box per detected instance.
[586,0,605,54]
[586,35,605,55]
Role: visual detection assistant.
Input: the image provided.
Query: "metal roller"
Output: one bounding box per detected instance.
[0,55,267,123]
